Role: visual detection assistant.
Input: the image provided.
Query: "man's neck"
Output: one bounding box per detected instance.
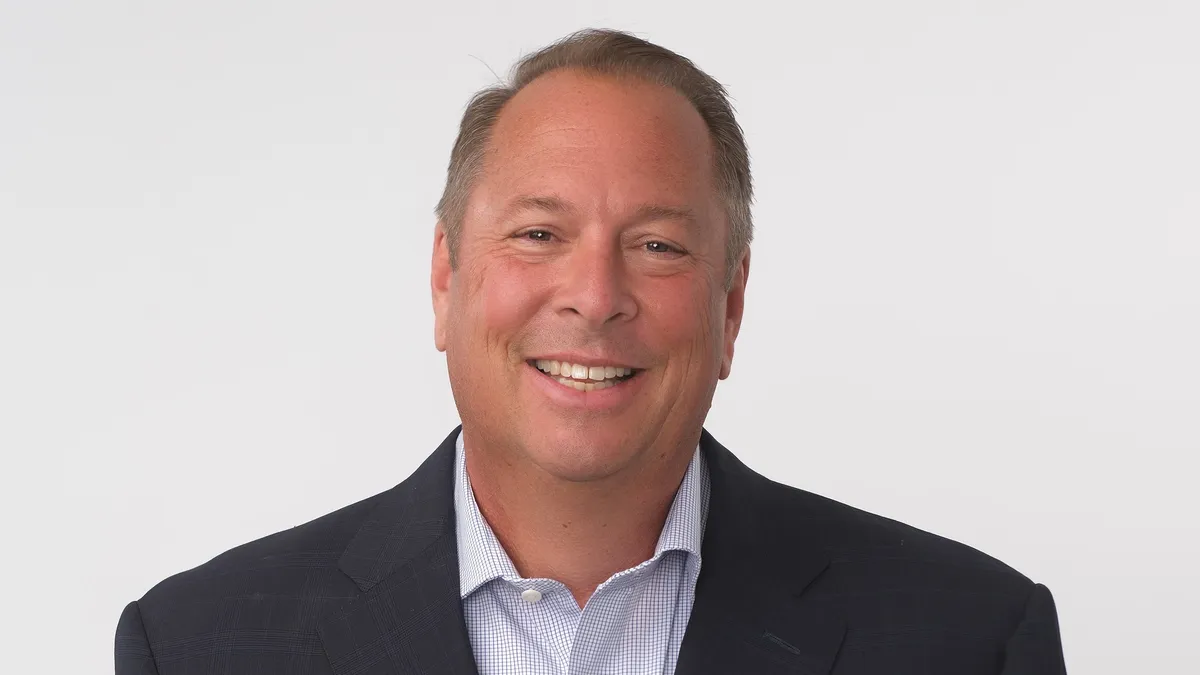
[463,439,694,608]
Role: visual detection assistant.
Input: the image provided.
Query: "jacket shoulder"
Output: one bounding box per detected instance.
[760,476,1032,586]
[758,477,1044,662]
[139,489,385,609]
[123,490,398,673]
[122,433,463,673]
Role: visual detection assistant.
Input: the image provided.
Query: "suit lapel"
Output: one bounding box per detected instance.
[318,428,479,675]
[675,430,846,675]
[315,427,845,675]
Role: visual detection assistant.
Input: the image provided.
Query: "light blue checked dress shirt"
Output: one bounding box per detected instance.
[453,432,711,675]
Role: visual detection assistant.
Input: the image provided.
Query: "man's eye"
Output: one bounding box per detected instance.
[523,230,553,242]
[645,241,678,254]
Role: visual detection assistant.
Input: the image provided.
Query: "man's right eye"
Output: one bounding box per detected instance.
[522,230,553,242]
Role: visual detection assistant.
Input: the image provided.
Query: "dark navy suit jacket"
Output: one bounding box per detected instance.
[116,428,1067,674]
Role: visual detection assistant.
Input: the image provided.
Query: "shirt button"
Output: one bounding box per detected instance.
[520,589,543,603]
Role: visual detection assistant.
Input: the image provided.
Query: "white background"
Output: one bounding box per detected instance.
[2,1,1197,673]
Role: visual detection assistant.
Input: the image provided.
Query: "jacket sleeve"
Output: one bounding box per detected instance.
[115,601,161,675]
[999,583,1067,674]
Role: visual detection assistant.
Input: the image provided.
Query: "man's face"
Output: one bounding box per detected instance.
[432,69,749,483]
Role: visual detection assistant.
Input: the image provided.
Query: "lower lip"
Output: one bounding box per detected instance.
[524,363,646,411]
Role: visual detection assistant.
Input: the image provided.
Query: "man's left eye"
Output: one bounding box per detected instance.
[645,241,677,254]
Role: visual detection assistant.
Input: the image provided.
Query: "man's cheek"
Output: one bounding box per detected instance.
[482,269,550,327]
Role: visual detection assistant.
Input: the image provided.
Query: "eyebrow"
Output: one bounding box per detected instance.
[631,203,698,227]
[504,195,576,218]
[502,195,698,227]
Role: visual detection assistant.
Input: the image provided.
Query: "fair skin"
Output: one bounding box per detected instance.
[431,68,749,607]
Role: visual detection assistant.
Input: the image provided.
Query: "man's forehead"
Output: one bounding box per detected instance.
[488,70,712,160]
[474,71,717,214]
[501,70,683,126]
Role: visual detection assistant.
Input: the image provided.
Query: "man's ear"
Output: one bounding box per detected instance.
[719,249,750,380]
[431,223,453,352]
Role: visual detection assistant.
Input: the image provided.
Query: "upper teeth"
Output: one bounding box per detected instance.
[535,360,633,381]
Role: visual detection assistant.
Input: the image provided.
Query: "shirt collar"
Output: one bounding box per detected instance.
[454,430,710,599]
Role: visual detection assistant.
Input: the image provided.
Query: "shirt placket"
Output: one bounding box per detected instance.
[505,577,578,673]
[567,573,643,675]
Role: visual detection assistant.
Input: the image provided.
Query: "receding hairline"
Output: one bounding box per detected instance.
[472,68,720,224]
[484,67,716,155]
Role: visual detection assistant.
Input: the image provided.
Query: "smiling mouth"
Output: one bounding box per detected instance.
[528,359,642,391]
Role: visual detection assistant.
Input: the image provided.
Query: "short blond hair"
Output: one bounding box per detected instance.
[435,28,753,285]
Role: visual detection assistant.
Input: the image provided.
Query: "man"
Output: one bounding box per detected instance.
[116,29,1066,674]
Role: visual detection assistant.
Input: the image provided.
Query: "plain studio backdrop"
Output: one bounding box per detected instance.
[2,1,1197,672]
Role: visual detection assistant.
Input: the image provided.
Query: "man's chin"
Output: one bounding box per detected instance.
[520,429,649,484]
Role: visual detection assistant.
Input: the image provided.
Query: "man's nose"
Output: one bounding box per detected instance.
[555,240,638,327]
